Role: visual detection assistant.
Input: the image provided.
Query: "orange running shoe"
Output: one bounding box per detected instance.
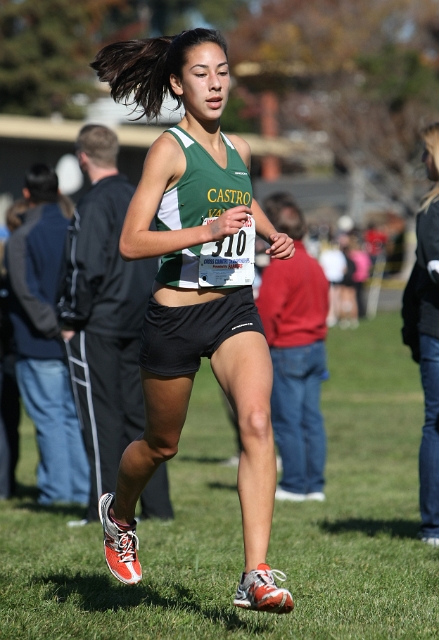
[98,492,142,585]
[233,563,294,613]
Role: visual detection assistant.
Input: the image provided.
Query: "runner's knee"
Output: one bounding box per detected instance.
[147,435,179,462]
[156,445,178,462]
[239,409,272,443]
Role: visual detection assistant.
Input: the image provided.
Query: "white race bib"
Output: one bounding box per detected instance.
[199,215,255,287]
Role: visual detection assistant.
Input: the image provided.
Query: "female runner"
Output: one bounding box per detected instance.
[92,28,295,613]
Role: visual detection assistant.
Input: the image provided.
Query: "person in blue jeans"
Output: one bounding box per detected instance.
[257,193,329,501]
[402,122,439,546]
[6,165,89,505]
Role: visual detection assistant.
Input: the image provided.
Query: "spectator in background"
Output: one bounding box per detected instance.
[349,234,372,319]
[319,236,346,327]
[339,243,359,329]
[5,164,90,506]
[402,122,439,547]
[58,124,173,526]
[0,247,14,499]
[304,222,322,259]
[0,198,28,499]
[6,198,28,232]
[257,193,329,502]
[0,193,76,499]
[364,222,387,266]
[0,287,12,499]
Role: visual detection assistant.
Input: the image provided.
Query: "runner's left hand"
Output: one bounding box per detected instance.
[266,233,295,260]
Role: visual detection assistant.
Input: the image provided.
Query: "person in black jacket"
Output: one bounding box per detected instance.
[58,124,173,525]
[5,164,90,506]
[0,198,27,500]
[402,122,439,547]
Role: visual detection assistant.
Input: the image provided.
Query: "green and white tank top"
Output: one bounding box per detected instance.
[155,126,255,289]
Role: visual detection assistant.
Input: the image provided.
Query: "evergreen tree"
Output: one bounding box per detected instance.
[0,0,124,118]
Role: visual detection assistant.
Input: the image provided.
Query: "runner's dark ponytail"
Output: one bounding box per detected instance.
[90,29,228,121]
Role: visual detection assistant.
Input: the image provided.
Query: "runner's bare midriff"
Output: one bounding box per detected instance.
[152,282,241,307]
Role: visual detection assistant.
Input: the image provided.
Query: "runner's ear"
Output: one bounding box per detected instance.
[170,74,183,96]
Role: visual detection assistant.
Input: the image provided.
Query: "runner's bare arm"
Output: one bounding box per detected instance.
[120,134,251,260]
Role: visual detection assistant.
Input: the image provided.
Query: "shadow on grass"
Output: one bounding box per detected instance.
[319,518,419,539]
[178,455,228,464]
[14,482,39,500]
[207,482,237,491]
[10,483,87,518]
[34,573,270,633]
[14,501,87,518]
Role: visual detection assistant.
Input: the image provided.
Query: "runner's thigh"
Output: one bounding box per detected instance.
[210,332,273,422]
[140,370,195,449]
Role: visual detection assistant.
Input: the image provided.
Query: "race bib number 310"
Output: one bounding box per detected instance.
[199,215,256,287]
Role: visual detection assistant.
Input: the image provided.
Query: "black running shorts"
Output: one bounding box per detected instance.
[138,286,265,376]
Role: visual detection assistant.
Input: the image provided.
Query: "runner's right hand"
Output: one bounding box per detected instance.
[206,206,253,241]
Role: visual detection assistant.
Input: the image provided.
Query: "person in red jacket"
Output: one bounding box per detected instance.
[257,193,329,502]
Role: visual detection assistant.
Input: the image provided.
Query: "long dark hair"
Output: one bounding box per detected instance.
[90,29,228,121]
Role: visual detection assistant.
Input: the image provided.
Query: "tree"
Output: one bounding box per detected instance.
[226,0,439,213]
[0,0,252,118]
[98,0,250,39]
[146,0,249,36]
[278,46,439,212]
[0,0,127,118]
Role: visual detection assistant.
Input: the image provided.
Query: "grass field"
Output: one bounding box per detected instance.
[2,311,438,639]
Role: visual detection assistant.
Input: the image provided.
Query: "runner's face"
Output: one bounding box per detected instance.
[171,43,230,121]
